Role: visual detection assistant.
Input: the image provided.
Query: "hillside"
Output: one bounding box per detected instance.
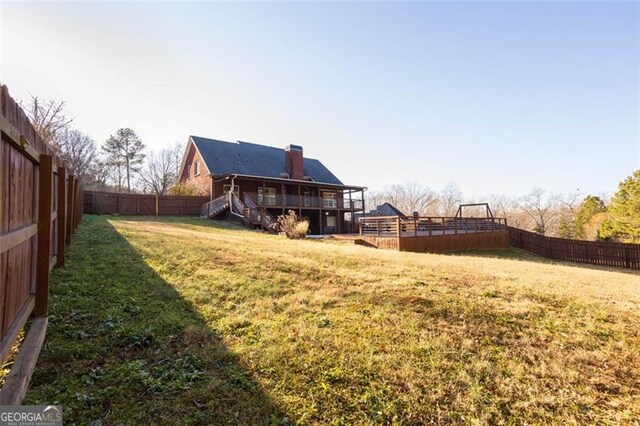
[22,216,640,424]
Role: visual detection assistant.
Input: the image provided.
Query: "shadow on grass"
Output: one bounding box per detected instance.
[450,247,640,276]
[26,215,287,424]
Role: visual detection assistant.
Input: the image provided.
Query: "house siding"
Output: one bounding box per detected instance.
[180,144,211,196]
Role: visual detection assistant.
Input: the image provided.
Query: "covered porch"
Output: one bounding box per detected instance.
[212,173,366,234]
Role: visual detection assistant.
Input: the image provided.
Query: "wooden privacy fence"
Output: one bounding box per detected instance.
[84,191,208,216]
[508,227,640,270]
[0,82,83,404]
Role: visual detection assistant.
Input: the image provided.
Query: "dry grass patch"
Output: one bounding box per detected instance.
[26,216,640,424]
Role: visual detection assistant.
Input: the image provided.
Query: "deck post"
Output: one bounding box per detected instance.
[414,217,417,237]
[454,217,458,235]
[442,217,445,236]
[376,219,380,236]
[397,216,401,237]
[298,183,302,219]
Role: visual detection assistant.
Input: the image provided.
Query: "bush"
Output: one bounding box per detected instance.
[277,210,309,239]
[169,182,198,196]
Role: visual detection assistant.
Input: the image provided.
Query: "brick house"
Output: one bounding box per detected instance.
[178,136,366,234]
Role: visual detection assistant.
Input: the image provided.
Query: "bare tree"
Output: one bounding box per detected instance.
[365,190,388,213]
[84,159,110,191]
[139,148,180,195]
[168,142,184,182]
[557,190,582,214]
[383,181,438,215]
[365,182,438,215]
[518,188,559,235]
[24,95,73,145]
[439,182,463,216]
[53,128,97,182]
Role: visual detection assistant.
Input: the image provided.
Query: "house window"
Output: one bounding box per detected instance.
[258,187,277,206]
[323,192,337,208]
[223,184,239,194]
[194,160,200,176]
[326,216,337,227]
[303,188,312,207]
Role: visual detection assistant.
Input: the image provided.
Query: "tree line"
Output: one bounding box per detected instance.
[24,95,184,196]
[26,95,639,244]
[366,173,639,243]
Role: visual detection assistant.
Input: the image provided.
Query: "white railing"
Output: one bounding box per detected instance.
[200,194,229,218]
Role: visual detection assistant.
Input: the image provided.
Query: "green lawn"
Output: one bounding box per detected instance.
[21,216,640,424]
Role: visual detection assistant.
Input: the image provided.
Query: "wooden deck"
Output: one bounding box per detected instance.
[358,216,509,253]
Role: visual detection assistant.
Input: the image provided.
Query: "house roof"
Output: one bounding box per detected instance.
[190,136,344,185]
[368,202,407,217]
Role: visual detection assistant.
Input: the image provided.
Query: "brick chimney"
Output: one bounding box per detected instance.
[285,144,304,180]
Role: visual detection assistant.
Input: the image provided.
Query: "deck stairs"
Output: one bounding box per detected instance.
[201,193,278,234]
[200,194,229,218]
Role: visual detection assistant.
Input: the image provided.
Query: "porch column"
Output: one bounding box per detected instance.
[349,190,353,232]
[298,183,302,218]
[210,176,214,200]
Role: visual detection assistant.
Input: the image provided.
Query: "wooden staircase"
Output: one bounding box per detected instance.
[201,193,278,234]
[200,194,229,218]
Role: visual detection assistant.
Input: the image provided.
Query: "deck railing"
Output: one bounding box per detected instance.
[243,192,364,210]
[200,194,229,218]
[359,216,508,237]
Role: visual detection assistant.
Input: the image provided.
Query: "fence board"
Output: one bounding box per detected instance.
[84,191,208,216]
[0,82,83,404]
[508,226,640,270]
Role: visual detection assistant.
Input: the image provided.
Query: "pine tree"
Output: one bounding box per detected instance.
[573,195,607,239]
[102,128,145,192]
[557,216,576,239]
[599,170,640,243]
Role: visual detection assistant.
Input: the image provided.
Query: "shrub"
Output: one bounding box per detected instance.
[169,182,198,196]
[277,210,309,239]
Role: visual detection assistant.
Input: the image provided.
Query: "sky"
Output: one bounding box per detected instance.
[0,1,638,197]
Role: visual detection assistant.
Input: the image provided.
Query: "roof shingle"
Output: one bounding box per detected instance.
[191,136,343,185]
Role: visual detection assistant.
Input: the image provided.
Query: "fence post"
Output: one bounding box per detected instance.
[66,175,75,245]
[396,216,401,237]
[72,178,79,229]
[35,155,53,317]
[56,167,67,267]
[624,247,631,269]
[155,194,159,216]
[414,217,417,237]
